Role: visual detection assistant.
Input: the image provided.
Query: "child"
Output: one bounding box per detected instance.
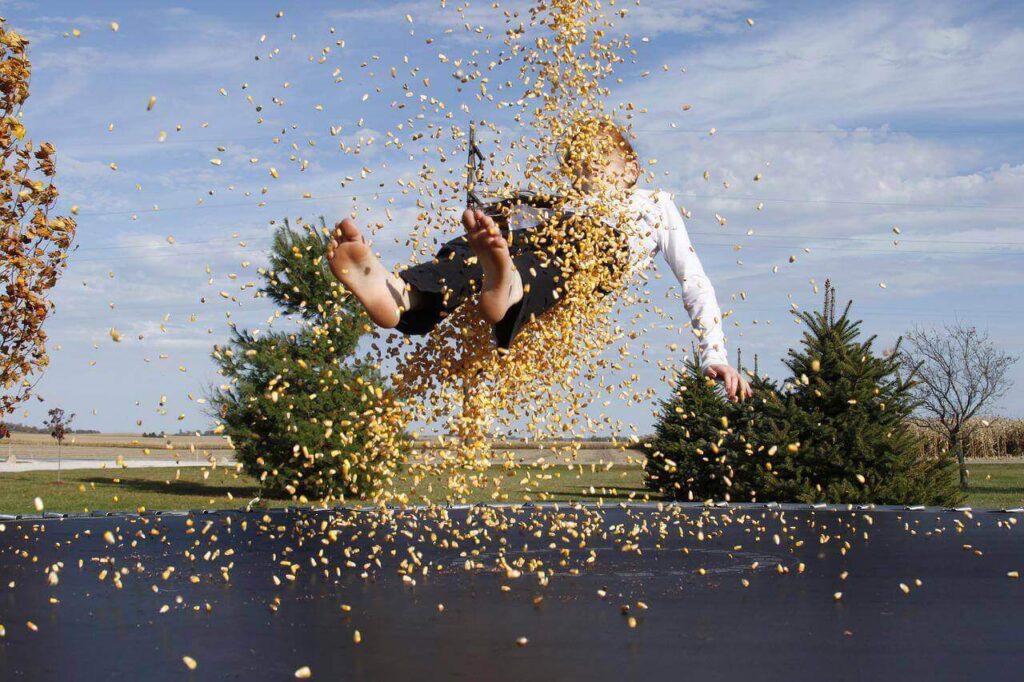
[327,118,753,401]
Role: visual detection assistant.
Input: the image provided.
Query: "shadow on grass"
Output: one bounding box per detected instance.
[523,485,660,502]
[966,482,1024,497]
[72,477,663,507]
[80,477,258,499]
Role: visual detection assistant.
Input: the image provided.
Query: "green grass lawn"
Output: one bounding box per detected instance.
[0,463,654,515]
[960,462,1024,509]
[1,462,1021,516]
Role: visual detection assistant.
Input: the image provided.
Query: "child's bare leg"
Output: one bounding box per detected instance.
[463,208,523,324]
[327,218,421,328]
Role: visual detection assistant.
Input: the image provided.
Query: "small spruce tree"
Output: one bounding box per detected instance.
[642,353,773,503]
[754,282,961,505]
[209,218,404,502]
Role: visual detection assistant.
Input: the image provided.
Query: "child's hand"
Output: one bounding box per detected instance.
[703,364,753,402]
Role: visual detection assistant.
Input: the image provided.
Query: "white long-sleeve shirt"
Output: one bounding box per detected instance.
[509,187,729,368]
[568,187,729,369]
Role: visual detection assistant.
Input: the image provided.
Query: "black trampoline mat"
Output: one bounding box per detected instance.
[1,503,1021,681]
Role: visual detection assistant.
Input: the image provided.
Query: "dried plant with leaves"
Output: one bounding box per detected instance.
[0,18,76,425]
[912,418,1024,460]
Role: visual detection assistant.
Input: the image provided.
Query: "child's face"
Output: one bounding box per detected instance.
[570,143,638,193]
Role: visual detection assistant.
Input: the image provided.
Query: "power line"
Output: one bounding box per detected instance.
[54,126,1024,152]
[64,227,1024,255]
[42,299,1023,323]
[67,242,1024,265]
[73,190,385,217]
[64,223,1024,261]
[71,188,1024,218]
[671,192,1024,212]
[632,127,1024,135]
[58,133,287,151]
[685,241,1021,257]
[695,231,1024,247]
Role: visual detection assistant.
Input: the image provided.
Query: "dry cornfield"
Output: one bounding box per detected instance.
[911,418,1024,459]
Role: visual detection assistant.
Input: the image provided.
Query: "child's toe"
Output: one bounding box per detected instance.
[337,218,361,241]
[477,212,495,229]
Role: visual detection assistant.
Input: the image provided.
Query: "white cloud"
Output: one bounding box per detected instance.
[621,2,1024,129]
[609,0,759,37]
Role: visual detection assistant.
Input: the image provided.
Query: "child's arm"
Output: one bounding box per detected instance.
[652,192,752,400]
[652,192,728,367]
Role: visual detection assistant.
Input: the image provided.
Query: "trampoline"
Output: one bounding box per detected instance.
[1,502,1021,681]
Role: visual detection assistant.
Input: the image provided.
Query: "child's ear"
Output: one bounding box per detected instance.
[629,158,640,180]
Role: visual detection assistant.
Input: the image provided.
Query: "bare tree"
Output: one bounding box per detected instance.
[898,323,1017,489]
[43,407,75,484]
[0,422,10,463]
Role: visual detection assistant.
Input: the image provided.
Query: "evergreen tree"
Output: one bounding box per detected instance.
[641,353,774,503]
[643,283,962,506]
[756,282,961,505]
[209,218,404,502]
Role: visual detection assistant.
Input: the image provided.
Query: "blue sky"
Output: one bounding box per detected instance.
[4,0,1023,434]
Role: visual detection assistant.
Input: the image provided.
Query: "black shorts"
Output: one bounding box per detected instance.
[394,228,566,349]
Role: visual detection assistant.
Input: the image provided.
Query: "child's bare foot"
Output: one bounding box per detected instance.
[463,208,522,324]
[327,218,402,328]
